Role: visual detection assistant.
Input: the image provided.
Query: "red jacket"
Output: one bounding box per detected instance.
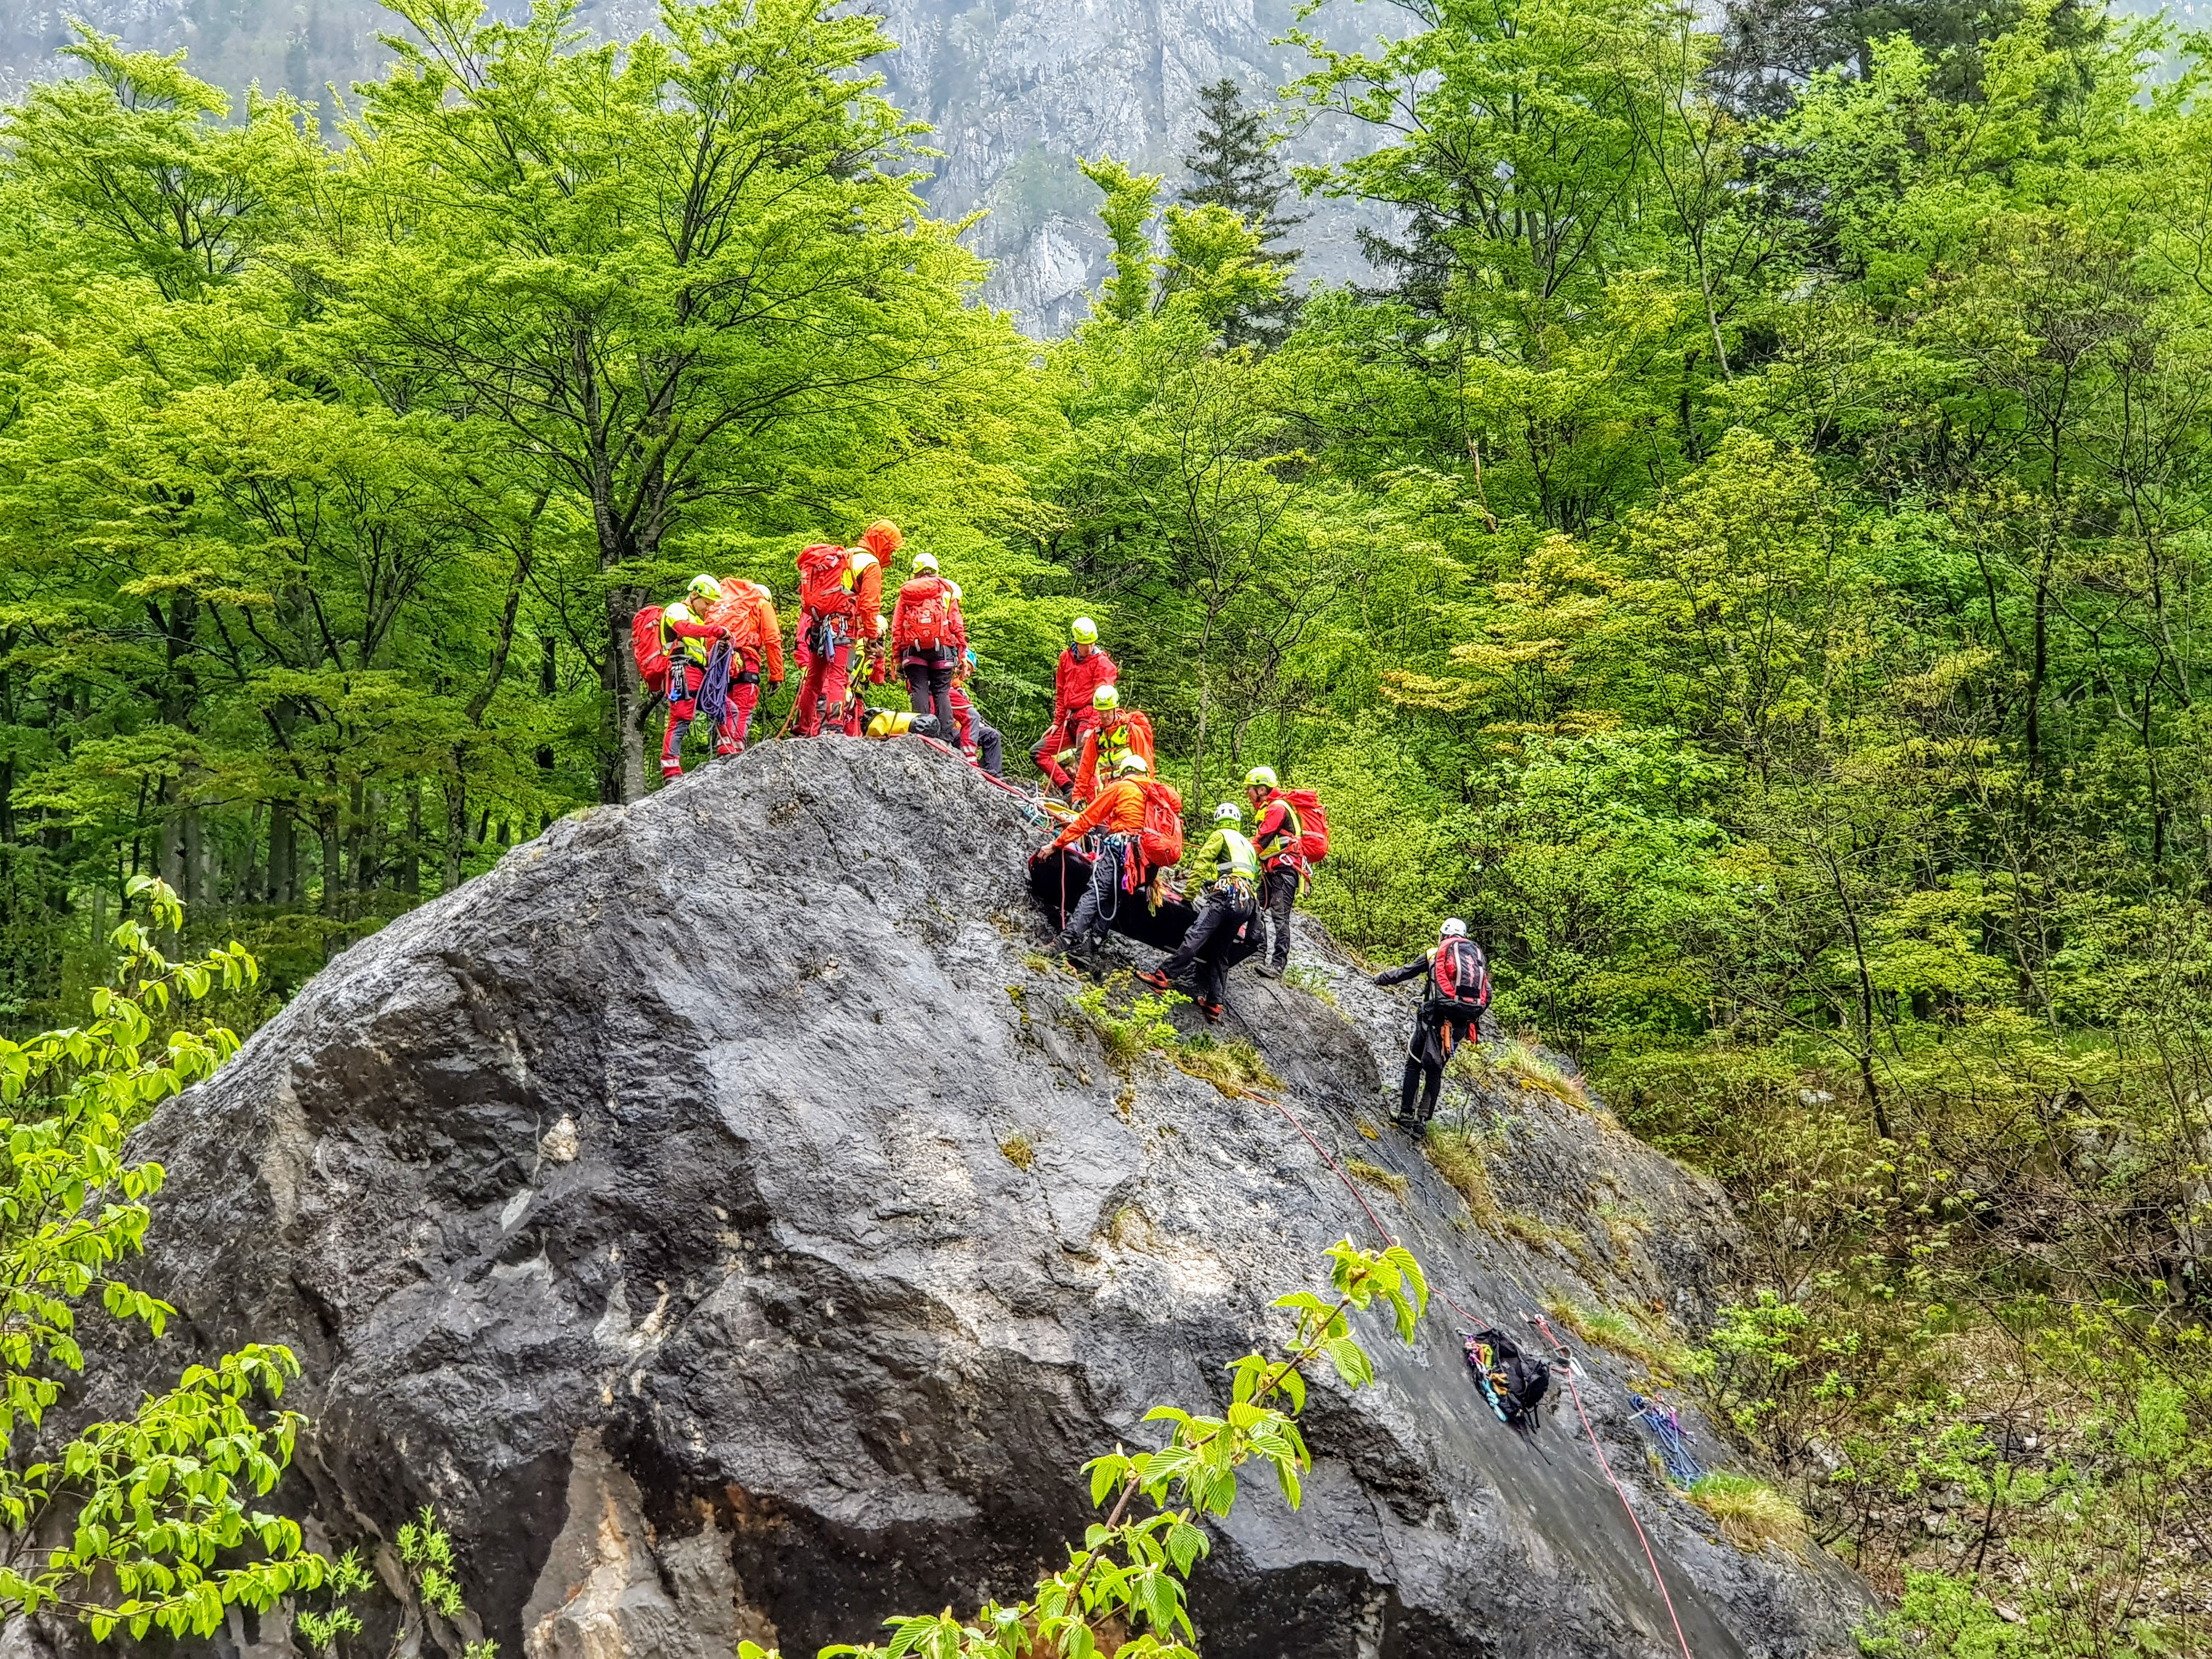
[1051,646,1118,732]
[1047,778,1147,853]
[890,575,967,659]
[1253,792,1302,868]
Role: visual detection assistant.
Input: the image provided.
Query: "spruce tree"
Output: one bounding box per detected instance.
[1179,78,1305,347]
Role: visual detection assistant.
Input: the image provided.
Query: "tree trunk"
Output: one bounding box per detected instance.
[443,772,467,893]
[269,806,296,907]
[402,786,422,896]
[605,585,646,803]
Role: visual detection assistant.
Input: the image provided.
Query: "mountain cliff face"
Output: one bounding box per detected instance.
[52,739,1870,1659]
[0,0,1386,332]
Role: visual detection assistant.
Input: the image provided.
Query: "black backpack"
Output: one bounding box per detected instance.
[1432,938,1490,1011]
[1465,1326,1550,1428]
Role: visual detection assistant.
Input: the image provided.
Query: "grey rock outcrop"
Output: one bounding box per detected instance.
[80,740,1866,1658]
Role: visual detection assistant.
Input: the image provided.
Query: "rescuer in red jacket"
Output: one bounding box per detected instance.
[1030,616,1118,792]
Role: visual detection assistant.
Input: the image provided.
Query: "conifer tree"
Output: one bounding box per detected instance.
[1178,78,1305,348]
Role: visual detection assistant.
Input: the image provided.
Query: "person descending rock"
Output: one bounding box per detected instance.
[1032,751,1150,963]
[891,550,966,740]
[1136,801,1258,1022]
[1070,682,1155,807]
[657,575,731,779]
[1372,918,1491,1132]
[1246,765,1305,976]
[1031,617,1118,794]
[703,576,782,754]
[952,648,1003,776]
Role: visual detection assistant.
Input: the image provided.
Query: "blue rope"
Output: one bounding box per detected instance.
[1630,1393,1706,1487]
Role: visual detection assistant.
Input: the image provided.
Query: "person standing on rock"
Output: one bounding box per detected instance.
[1245,766,1305,977]
[1070,682,1155,807]
[703,577,783,754]
[1031,617,1117,794]
[1372,919,1491,1132]
[1137,802,1258,1021]
[890,551,966,739]
[657,575,732,779]
[952,648,1003,776]
[1034,751,1150,963]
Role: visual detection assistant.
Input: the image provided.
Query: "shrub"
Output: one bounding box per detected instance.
[1686,1471,1807,1557]
[1073,975,1183,1069]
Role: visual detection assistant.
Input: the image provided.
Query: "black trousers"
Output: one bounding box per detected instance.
[1260,865,1299,969]
[1160,883,1257,1003]
[904,656,956,738]
[970,720,1003,775]
[1401,1006,1482,1123]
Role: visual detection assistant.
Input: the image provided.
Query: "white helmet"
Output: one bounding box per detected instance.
[912,551,939,575]
[1440,918,1468,939]
[1214,802,1242,824]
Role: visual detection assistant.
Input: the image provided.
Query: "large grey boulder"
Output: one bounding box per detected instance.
[81,740,1865,1658]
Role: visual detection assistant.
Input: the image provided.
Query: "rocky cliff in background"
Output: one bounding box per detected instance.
[49,740,1867,1659]
[0,0,1390,333]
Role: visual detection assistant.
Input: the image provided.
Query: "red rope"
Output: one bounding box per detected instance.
[1252,1094,1698,1659]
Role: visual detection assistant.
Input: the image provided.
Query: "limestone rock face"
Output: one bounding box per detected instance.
[0,0,1393,332]
[78,741,1866,1658]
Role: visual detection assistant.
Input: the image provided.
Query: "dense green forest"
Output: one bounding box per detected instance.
[6,0,2212,1647]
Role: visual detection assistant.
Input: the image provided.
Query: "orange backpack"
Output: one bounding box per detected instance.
[797,543,850,615]
[631,606,669,694]
[899,576,955,653]
[1135,780,1185,872]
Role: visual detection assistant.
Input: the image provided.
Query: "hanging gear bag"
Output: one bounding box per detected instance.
[631,606,670,696]
[1464,1326,1549,1428]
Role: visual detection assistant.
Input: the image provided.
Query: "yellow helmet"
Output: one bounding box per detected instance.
[687,574,723,606]
[1071,616,1099,645]
[1092,682,1119,712]
[1244,765,1278,790]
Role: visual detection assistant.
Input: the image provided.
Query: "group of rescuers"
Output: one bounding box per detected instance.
[642,520,1491,1132]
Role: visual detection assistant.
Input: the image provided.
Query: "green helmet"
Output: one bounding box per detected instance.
[1214,802,1242,824]
[1071,615,1099,645]
[688,573,723,606]
[1244,765,1278,790]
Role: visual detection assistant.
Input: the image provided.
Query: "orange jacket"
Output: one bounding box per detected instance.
[1047,777,1147,853]
[740,581,783,681]
[847,549,885,640]
[1073,709,1156,805]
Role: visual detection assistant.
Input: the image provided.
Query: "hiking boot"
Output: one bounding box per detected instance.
[1252,964,1278,980]
[660,764,683,781]
[1197,998,1223,1023]
[1133,968,1173,992]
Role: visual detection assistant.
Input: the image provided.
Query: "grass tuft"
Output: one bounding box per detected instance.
[1282,964,1338,1007]
[1073,975,1182,1071]
[1541,1293,1691,1374]
[1493,1039,1589,1105]
[998,1135,1035,1171]
[1686,1471,1808,1556]
[1423,1125,1498,1227]
[1344,1158,1409,1198]
[1175,1035,1279,1095]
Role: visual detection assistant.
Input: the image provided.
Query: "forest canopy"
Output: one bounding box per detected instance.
[6,0,2212,1647]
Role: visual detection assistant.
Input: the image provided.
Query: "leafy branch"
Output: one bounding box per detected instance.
[748,1239,1427,1659]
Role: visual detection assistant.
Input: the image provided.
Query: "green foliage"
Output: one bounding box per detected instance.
[0,878,321,1640]
[1072,976,1185,1070]
[774,1243,1426,1659]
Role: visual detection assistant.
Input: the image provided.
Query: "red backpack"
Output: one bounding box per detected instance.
[1283,787,1329,862]
[1135,780,1185,872]
[631,606,669,695]
[797,543,850,615]
[1433,938,1490,1009]
[899,577,954,653]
